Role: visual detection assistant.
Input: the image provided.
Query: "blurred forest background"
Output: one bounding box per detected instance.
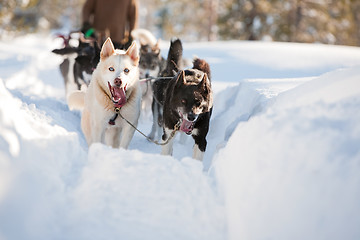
[1,0,360,46]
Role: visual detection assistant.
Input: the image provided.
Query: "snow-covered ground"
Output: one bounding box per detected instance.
[0,33,360,240]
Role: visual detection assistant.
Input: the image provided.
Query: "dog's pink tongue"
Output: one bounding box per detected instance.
[113,86,126,107]
[180,119,193,135]
[108,82,127,108]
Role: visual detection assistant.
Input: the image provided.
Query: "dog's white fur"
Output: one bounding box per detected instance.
[70,38,141,149]
[160,127,175,156]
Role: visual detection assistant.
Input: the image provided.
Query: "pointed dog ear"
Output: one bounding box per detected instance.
[152,40,161,55]
[100,38,115,60]
[181,70,186,84]
[126,41,139,66]
[200,73,210,93]
[200,73,213,108]
[200,73,207,84]
[176,70,186,86]
[140,45,148,54]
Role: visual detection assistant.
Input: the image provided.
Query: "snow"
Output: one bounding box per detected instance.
[0,33,360,240]
[215,67,360,240]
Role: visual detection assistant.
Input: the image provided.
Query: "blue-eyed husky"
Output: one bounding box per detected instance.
[69,38,141,149]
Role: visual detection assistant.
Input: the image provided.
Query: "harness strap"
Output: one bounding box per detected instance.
[139,76,173,83]
[111,107,180,146]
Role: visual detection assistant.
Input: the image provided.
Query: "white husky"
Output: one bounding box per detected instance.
[69,38,141,149]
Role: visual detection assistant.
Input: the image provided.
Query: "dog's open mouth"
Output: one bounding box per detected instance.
[108,82,127,108]
[180,119,194,135]
[178,112,196,135]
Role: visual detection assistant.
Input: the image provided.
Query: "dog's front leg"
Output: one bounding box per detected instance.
[104,127,121,148]
[192,144,205,161]
[192,133,207,161]
[90,122,106,145]
[148,100,159,140]
[161,127,176,156]
[119,123,136,149]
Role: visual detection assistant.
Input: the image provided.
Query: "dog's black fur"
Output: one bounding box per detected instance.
[52,41,100,93]
[162,58,213,160]
[148,38,183,140]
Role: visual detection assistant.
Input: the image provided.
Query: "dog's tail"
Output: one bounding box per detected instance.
[131,28,158,47]
[67,91,85,111]
[52,47,78,55]
[193,58,211,80]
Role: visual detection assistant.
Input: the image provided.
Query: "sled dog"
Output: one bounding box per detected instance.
[131,29,165,115]
[131,29,165,80]
[148,38,183,140]
[52,40,100,100]
[73,38,141,148]
[161,59,213,161]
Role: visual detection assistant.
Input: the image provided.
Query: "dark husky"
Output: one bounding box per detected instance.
[52,40,100,101]
[161,58,213,161]
[148,38,183,140]
[131,29,166,115]
[138,42,165,80]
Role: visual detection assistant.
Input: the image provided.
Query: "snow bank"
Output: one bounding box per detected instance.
[215,67,360,240]
[0,77,87,239]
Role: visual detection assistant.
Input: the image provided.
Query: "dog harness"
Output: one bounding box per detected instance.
[108,108,120,125]
[109,105,181,146]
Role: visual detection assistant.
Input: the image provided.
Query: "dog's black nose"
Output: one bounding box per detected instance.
[114,77,122,86]
[187,112,197,121]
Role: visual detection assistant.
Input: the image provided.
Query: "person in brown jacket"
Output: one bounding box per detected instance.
[82,0,139,49]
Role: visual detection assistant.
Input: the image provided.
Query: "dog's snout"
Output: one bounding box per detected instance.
[187,112,197,122]
[114,77,122,86]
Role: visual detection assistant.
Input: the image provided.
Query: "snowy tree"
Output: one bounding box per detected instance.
[217,0,272,40]
[217,0,360,46]
[0,0,84,36]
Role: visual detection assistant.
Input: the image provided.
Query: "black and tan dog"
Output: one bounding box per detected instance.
[161,59,213,161]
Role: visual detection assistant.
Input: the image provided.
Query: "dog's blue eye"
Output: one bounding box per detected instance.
[124,68,130,74]
[109,67,114,72]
